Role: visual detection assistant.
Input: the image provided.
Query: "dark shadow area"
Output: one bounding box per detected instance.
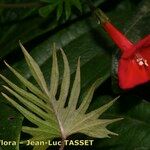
[0,0,124,71]
[99,0,123,12]
[117,94,141,113]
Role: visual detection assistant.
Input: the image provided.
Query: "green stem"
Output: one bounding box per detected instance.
[0,2,43,8]
[94,9,110,24]
[86,0,110,24]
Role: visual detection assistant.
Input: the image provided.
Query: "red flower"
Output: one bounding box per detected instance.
[95,9,150,89]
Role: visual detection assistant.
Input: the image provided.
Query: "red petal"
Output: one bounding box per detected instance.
[137,35,150,68]
[140,47,150,64]
[118,58,150,89]
[135,34,150,50]
[118,35,150,89]
[103,22,133,52]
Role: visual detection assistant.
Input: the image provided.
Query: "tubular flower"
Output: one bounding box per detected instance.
[94,9,150,89]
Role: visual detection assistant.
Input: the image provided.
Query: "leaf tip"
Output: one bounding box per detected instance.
[77,57,81,69]
[59,47,64,54]
[2,85,7,88]
[2,86,11,93]
[19,41,28,56]
[52,42,57,54]
[111,118,124,124]
[4,61,10,68]
[1,92,6,97]
[78,56,81,63]
[60,48,69,63]
[112,95,120,103]
[19,40,23,49]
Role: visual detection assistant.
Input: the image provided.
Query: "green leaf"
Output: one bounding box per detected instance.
[0,12,111,150]
[19,42,49,96]
[71,0,82,12]
[0,62,48,101]
[0,0,36,23]
[92,95,150,150]
[40,0,82,20]
[65,0,72,20]
[0,102,23,150]
[0,15,58,58]
[0,45,121,149]
[57,0,63,20]
[49,44,59,96]
[39,4,56,17]
[0,0,115,61]
[0,0,41,58]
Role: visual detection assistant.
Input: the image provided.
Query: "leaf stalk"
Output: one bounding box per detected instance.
[59,137,66,150]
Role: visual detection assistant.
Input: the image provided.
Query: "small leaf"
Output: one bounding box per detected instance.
[57,1,63,20]
[65,0,72,20]
[39,4,56,18]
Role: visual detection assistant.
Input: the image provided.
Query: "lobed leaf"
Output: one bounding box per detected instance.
[0,44,121,150]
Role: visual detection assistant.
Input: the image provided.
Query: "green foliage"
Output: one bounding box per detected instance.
[93,95,150,150]
[0,43,121,150]
[39,0,82,20]
[0,102,23,150]
[0,0,150,150]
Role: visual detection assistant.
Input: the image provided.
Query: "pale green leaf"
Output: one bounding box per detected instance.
[49,43,59,97]
[0,44,122,150]
[78,78,102,114]
[0,74,50,112]
[68,58,81,110]
[3,62,48,102]
[56,48,70,111]
[3,86,55,122]
[19,42,49,96]
[1,93,52,129]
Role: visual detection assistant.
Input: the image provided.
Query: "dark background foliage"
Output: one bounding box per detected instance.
[0,0,150,150]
